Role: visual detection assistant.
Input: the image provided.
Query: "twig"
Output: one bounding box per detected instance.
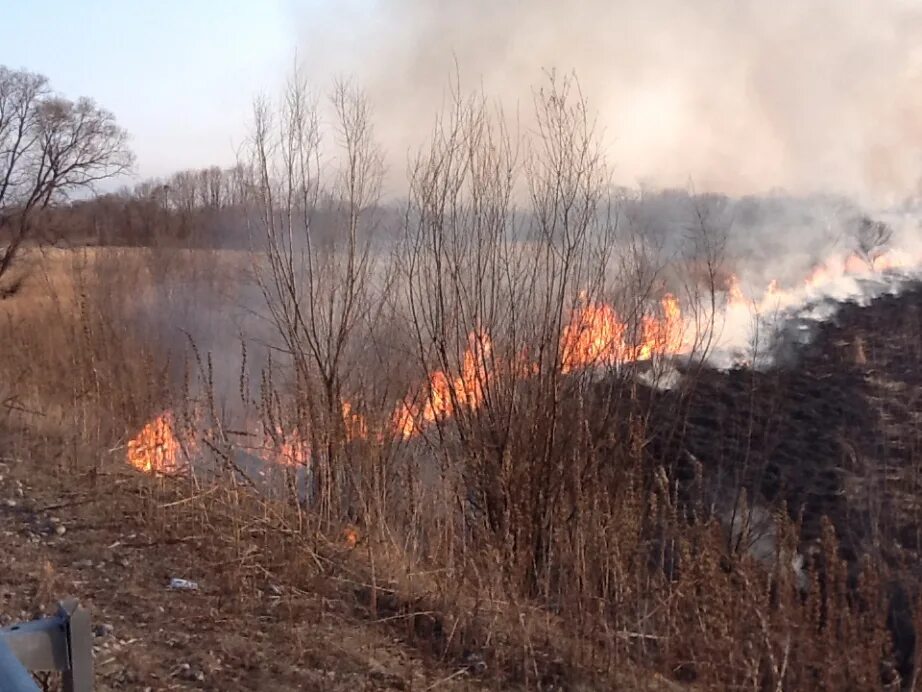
[1,401,45,416]
[159,485,220,508]
[34,496,98,512]
[202,438,262,492]
[327,573,399,594]
[616,630,662,641]
[120,535,205,549]
[370,610,435,624]
[424,667,469,690]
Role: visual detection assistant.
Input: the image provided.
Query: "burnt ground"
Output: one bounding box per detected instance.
[0,454,479,691]
[652,283,922,566]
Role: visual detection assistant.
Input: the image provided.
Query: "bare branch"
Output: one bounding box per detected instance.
[0,66,133,285]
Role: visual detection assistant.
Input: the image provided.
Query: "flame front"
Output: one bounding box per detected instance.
[273,429,309,467]
[560,293,685,372]
[395,330,493,438]
[726,275,746,307]
[341,400,368,441]
[560,296,624,373]
[128,243,922,468]
[127,411,187,474]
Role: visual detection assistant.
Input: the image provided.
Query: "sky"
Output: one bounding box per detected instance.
[0,0,296,182]
[3,1,922,203]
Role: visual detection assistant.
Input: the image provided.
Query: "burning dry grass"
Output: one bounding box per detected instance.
[4,244,922,689]
[126,411,188,474]
[0,245,266,492]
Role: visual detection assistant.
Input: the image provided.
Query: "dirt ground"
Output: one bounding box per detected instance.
[0,451,480,691]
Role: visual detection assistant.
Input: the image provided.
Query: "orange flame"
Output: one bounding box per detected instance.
[801,249,917,292]
[560,293,685,371]
[804,263,832,288]
[662,293,683,349]
[130,243,922,463]
[844,253,867,274]
[560,295,625,372]
[872,248,914,272]
[395,330,493,438]
[393,402,418,439]
[341,400,367,441]
[275,430,309,467]
[726,275,747,307]
[457,330,492,409]
[342,525,359,548]
[126,411,188,474]
[421,370,454,423]
[634,294,684,361]
[262,399,365,467]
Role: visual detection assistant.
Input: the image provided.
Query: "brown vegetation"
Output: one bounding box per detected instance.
[3,72,922,691]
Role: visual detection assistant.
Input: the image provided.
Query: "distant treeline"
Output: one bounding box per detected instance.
[21,164,900,264]
[30,164,254,249]
[23,163,409,251]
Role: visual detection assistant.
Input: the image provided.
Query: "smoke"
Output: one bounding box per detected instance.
[295,0,922,205]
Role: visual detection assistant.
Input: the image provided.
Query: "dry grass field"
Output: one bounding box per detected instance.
[0,248,489,690]
[5,10,922,688]
[0,247,681,690]
[3,242,921,690]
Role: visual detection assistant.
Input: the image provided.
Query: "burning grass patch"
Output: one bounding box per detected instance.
[6,245,922,689]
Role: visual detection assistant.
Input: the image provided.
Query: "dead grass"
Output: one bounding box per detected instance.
[1,246,919,690]
[0,449,482,690]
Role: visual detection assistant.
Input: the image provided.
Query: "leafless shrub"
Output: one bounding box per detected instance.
[246,69,386,528]
[853,214,894,270]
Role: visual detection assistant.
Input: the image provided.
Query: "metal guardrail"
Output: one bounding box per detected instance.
[0,600,93,692]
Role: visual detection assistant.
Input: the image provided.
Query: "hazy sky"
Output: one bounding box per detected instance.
[3,1,922,203]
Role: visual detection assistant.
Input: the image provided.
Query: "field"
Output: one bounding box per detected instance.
[6,5,922,688]
[0,247,489,689]
[2,240,922,691]
[1,247,682,690]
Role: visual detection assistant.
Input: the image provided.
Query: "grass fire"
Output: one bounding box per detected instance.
[4,3,922,690]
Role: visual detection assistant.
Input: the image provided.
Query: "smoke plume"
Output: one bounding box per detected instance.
[295,0,922,205]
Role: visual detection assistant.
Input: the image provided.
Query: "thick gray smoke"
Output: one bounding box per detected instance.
[295,0,922,205]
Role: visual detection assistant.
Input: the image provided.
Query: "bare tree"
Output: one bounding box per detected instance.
[0,66,133,290]
[249,68,384,525]
[397,72,629,594]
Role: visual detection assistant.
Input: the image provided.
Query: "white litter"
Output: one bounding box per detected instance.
[168,578,199,590]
